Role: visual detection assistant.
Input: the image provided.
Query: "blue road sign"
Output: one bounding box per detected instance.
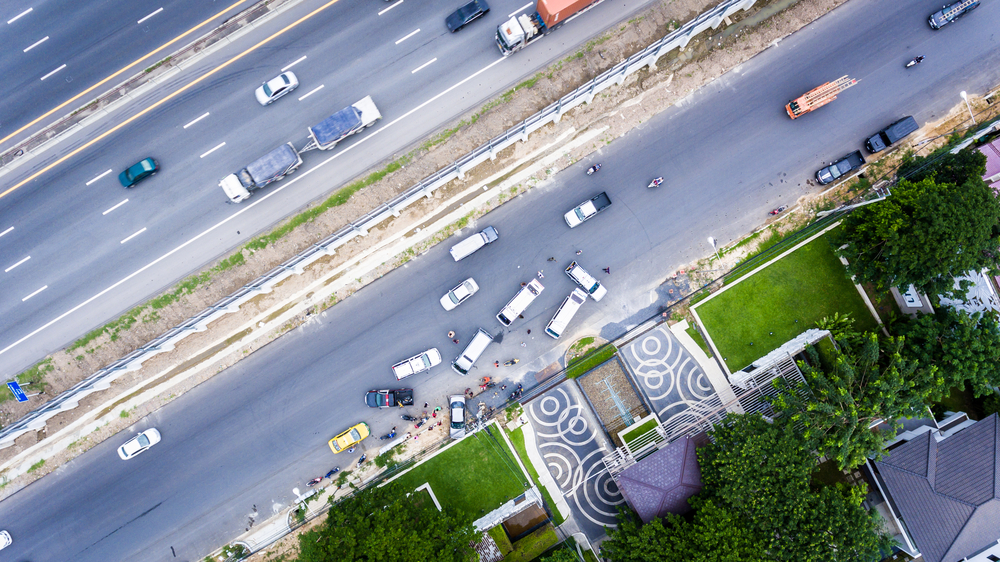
[7,381,28,403]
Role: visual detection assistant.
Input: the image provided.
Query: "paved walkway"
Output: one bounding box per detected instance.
[524,381,624,541]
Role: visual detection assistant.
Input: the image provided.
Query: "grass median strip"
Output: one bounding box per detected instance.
[566,344,617,379]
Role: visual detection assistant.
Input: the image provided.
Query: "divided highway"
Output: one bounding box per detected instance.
[0,0,656,377]
[0,0,997,560]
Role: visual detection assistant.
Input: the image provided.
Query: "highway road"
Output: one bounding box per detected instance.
[0,0,251,147]
[0,0,656,379]
[1,0,999,560]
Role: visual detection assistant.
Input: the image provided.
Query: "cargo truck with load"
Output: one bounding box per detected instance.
[306,96,382,151]
[219,143,303,203]
[564,191,611,228]
[496,0,596,56]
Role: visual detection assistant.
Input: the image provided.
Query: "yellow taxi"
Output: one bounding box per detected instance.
[328,422,370,453]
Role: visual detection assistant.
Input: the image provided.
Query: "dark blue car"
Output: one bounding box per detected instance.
[446,0,489,32]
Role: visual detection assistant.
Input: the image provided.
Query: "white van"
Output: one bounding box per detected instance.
[452,328,494,375]
[545,288,588,339]
[496,279,544,326]
[449,226,499,261]
[565,262,607,301]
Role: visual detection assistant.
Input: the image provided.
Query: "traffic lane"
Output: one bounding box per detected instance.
[0,0,250,145]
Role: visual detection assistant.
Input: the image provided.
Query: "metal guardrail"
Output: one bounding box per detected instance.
[0,0,762,449]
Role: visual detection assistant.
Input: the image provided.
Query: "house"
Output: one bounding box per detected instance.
[866,413,1000,562]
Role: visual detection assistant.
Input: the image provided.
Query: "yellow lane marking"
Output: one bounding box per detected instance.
[1,0,344,201]
[0,0,251,148]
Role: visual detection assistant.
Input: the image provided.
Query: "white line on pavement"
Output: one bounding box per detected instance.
[0,56,509,359]
[282,55,307,71]
[22,286,47,301]
[396,29,420,44]
[183,112,210,129]
[7,8,33,24]
[379,0,403,16]
[120,228,146,244]
[298,85,324,101]
[85,170,113,185]
[5,256,30,273]
[40,64,65,81]
[200,142,226,158]
[103,199,129,215]
[411,58,437,74]
[0,226,12,237]
[23,36,48,52]
[137,7,163,24]
[508,3,531,17]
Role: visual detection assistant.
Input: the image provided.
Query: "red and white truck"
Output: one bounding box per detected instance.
[496,0,597,56]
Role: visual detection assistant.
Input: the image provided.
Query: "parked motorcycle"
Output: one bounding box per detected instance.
[401,414,416,421]
[325,467,340,479]
[307,477,323,487]
[356,454,367,468]
[769,205,788,215]
[503,359,519,367]
[379,427,397,440]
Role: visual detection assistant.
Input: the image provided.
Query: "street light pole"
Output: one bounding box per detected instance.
[960,91,977,126]
[708,237,721,261]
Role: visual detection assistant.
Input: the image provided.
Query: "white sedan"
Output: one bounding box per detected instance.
[254,72,299,105]
[440,278,480,311]
[118,428,161,460]
[0,530,10,551]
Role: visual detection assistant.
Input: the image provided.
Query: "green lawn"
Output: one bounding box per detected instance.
[621,418,657,446]
[392,427,529,519]
[508,427,565,525]
[503,523,559,562]
[566,345,617,378]
[694,232,878,372]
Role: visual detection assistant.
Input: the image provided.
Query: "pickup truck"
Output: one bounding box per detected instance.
[565,261,607,301]
[816,151,865,185]
[391,348,442,380]
[564,192,611,228]
[365,389,414,408]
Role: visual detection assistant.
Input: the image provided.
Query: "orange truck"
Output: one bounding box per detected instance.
[496,0,597,55]
[785,76,858,119]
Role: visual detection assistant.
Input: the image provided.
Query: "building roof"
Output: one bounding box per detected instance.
[875,414,1000,562]
[617,437,702,523]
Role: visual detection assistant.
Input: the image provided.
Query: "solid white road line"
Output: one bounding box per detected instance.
[411,58,436,74]
[40,64,65,80]
[508,3,531,17]
[5,256,30,273]
[0,56,509,359]
[183,112,210,129]
[7,8,32,24]
[22,286,47,301]
[298,85,324,101]
[200,142,226,158]
[103,199,129,215]
[85,170,113,185]
[23,36,48,52]
[0,226,13,237]
[282,55,307,72]
[396,29,420,44]
[120,228,146,244]
[379,0,403,16]
[137,7,164,24]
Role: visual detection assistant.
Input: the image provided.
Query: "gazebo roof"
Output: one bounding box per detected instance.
[617,437,702,523]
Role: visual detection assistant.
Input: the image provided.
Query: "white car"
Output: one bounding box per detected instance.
[118,428,161,460]
[0,530,10,550]
[440,278,480,311]
[449,395,466,439]
[392,348,442,380]
[254,72,299,105]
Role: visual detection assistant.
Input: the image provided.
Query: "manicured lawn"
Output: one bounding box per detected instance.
[621,418,657,446]
[503,523,559,562]
[488,525,513,555]
[694,232,878,372]
[508,427,565,525]
[392,426,529,519]
[566,345,617,378]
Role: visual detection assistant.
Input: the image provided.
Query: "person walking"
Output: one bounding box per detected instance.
[603,267,610,274]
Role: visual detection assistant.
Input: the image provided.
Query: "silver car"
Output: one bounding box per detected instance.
[449,395,466,439]
[117,428,161,460]
[440,277,480,311]
[255,72,299,105]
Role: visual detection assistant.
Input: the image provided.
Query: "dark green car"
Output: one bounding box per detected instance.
[118,157,158,188]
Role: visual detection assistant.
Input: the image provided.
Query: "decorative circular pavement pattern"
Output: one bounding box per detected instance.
[526,382,624,539]
[620,325,719,427]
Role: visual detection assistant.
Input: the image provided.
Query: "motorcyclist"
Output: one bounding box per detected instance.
[649,177,664,187]
[587,163,602,174]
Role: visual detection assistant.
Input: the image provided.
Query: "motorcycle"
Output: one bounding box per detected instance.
[769,205,787,215]
[414,417,429,429]
[509,383,523,401]
[648,177,664,188]
[379,427,397,441]
[400,414,416,421]
[586,163,602,175]
[325,467,340,479]
[307,477,323,487]
[905,56,924,68]
[356,454,367,468]
[503,359,519,367]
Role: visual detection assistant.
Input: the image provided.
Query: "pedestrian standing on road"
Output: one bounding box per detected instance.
[537,270,544,278]
[448,331,455,338]
[527,329,531,335]
[603,267,611,274]
[453,338,460,344]
[547,257,556,262]
[520,282,527,287]
[521,342,527,347]
[424,402,429,408]
[495,361,500,368]
[576,250,582,255]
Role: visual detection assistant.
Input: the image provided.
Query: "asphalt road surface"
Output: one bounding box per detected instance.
[1,0,999,560]
[0,0,656,379]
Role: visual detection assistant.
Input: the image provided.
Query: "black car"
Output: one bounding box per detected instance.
[928,0,979,29]
[446,0,489,32]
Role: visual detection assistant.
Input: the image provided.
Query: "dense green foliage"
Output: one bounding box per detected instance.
[601,415,892,562]
[296,482,477,562]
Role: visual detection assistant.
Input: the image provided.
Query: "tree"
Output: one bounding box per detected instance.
[772,333,926,469]
[540,546,584,562]
[296,481,477,562]
[896,306,1000,399]
[835,170,1000,297]
[602,415,892,562]
[897,148,987,187]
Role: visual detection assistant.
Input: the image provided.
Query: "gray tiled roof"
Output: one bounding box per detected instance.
[875,414,999,562]
[617,437,702,523]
